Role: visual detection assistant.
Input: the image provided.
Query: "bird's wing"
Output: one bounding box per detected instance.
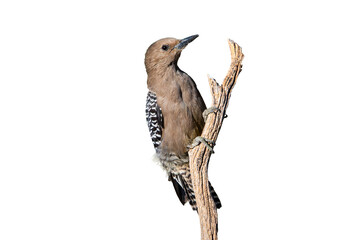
[146,91,163,149]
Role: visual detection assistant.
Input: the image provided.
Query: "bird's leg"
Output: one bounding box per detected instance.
[203,106,221,122]
[188,136,215,154]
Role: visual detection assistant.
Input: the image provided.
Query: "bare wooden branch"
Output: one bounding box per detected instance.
[188,39,244,240]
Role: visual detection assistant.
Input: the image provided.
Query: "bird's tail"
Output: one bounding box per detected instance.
[170,169,221,211]
[209,181,222,209]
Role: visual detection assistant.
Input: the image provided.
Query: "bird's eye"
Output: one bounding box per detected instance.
[161,45,169,51]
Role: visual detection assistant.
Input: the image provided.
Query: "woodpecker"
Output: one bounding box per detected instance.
[145,35,221,211]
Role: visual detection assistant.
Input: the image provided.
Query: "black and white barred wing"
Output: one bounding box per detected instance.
[145,91,163,149]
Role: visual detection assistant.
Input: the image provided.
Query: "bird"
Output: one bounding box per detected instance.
[145,34,221,211]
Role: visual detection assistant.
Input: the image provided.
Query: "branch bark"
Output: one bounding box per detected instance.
[188,39,244,240]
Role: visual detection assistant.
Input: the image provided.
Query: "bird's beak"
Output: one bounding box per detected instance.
[174,34,199,50]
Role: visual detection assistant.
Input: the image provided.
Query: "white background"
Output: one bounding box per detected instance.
[1,0,359,239]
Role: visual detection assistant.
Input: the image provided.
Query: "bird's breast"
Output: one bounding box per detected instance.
[157,93,204,157]
[148,68,206,158]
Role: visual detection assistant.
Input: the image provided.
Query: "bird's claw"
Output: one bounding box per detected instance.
[203,106,221,122]
[188,136,215,154]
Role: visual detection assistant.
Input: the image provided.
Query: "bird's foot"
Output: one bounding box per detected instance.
[203,106,221,122]
[188,136,215,153]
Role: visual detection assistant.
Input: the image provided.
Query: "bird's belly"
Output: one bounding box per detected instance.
[160,102,203,158]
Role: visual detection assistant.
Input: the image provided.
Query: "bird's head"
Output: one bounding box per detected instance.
[145,34,199,74]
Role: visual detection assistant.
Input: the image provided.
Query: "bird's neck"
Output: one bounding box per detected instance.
[147,64,187,93]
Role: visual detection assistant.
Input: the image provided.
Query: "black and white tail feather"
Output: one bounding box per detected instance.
[169,171,221,211]
[146,91,221,211]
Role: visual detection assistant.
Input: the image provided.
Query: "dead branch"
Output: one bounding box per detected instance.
[188,39,244,240]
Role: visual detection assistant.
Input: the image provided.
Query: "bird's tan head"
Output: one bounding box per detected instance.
[145,35,198,74]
